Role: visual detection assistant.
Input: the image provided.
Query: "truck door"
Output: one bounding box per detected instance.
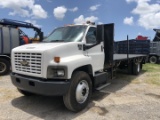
[85,27,104,72]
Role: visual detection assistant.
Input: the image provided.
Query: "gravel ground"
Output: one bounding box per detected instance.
[0,71,160,120]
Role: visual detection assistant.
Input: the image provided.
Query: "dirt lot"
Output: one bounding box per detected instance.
[0,64,160,120]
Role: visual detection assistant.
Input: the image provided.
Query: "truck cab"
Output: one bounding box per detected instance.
[11,23,109,80]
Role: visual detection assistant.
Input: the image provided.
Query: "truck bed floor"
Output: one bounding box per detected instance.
[114,54,147,61]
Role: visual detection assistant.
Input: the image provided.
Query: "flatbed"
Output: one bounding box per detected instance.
[114,54,147,61]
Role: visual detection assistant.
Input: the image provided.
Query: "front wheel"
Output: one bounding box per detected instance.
[63,71,92,112]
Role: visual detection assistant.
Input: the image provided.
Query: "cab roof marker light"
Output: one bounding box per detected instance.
[64,24,75,27]
[86,21,95,25]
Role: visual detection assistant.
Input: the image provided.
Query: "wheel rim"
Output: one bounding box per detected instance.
[0,62,6,73]
[76,80,89,104]
[150,56,157,63]
[137,63,140,72]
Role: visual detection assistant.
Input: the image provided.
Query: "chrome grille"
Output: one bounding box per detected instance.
[14,52,42,74]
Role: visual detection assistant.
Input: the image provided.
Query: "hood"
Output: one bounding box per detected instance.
[12,42,85,56]
[11,41,85,78]
[13,43,65,51]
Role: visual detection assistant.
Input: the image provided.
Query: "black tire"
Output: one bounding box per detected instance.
[128,62,133,75]
[132,63,140,75]
[140,63,143,70]
[17,88,34,96]
[63,71,92,112]
[0,58,10,75]
[149,56,157,64]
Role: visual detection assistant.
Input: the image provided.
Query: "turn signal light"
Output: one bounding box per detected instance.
[54,57,60,63]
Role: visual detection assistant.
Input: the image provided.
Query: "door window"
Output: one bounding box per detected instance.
[86,27,97,44]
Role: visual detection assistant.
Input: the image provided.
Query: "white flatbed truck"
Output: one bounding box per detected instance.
[10,23,148,112]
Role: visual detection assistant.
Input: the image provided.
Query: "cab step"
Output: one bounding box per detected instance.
[96,83,111,91]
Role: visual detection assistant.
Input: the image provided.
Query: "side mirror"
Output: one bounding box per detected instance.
[83,44,95,51]
[39,32,44,41]
[83,42,101,50]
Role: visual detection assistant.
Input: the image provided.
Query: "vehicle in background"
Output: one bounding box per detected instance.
[135,29,160,64]
[115,29,160,64]
[0,19,43,75]
[114,39,150,55]
[149,29,160,63]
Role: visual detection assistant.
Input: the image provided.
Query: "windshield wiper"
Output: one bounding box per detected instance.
[41,41,48,43]
[50,40,64,42]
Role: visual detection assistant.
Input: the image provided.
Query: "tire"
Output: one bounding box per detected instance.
[128,62,133,75]
[17,88,34,96]
[0,58,10,75]
[140,63,143,70]
[63,71,92,112]
[132,63,140,75]
[149,56,157,64]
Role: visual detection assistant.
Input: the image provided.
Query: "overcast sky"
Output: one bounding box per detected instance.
[0,0,159,40]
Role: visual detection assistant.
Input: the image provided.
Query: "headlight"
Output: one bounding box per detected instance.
[47,66,66,79]
[54,70,65,77]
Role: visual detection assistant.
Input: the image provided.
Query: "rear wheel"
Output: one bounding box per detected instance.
[140,63,143,70]
[132,63,140,75]
[128,62,133,74]
[149,56,157,64]
[17,88,34,96]
[63,71,92,112]
[0,58,10,75]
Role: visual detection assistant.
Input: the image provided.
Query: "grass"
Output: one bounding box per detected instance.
[144,72,160,86]
[142,63,160,86]
[142,63,160,72]
[116,63,160,86]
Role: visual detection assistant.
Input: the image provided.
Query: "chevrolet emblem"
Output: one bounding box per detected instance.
[19,60,29,66]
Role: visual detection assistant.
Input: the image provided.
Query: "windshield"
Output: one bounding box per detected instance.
[43,26,87,42]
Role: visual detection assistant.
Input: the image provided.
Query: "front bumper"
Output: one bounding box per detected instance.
[10,73,70,96]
